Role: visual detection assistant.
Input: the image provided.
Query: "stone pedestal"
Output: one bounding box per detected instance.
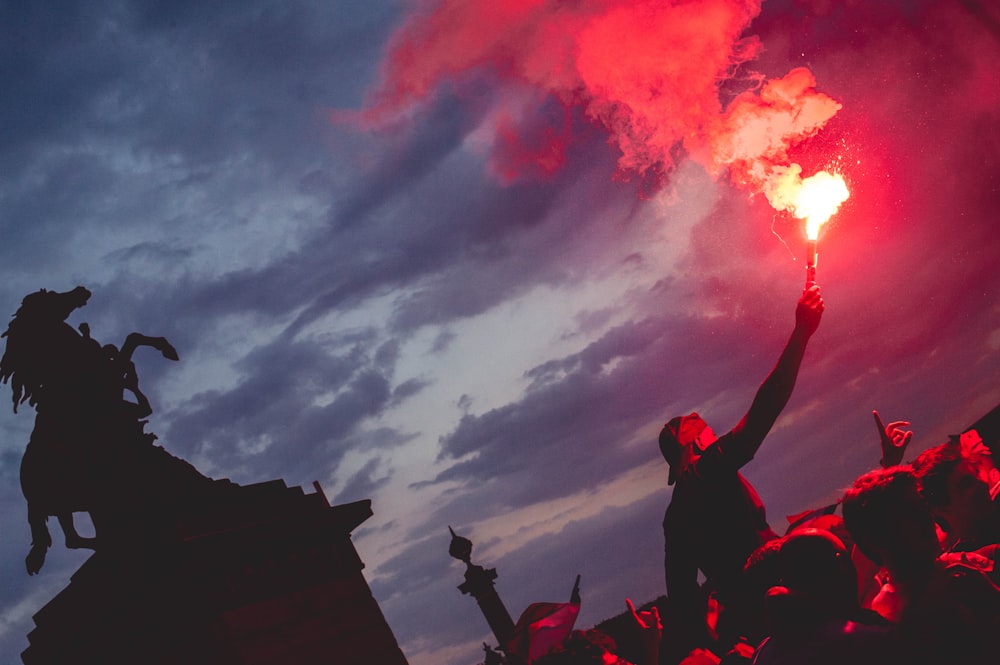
[21,480,408,665]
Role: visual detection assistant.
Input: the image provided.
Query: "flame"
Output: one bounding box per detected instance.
[763,164,849,239]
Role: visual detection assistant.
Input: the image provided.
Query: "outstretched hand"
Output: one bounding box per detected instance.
[795,283,824,337]
[626,598,662,665]
[874,410,913,467]
[627,597,661,637]
[627,598,662,632]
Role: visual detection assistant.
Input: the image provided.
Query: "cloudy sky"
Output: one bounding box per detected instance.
[1,1,997,664]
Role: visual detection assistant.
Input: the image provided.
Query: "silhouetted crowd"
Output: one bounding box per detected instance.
[478,285,1000,665]
[607,423,997,665]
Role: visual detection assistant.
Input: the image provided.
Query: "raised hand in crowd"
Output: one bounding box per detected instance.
[873,410,913,468]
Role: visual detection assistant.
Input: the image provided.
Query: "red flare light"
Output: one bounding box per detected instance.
[797,171,850,240]
[797,170,848,284]
[761,164,849,283]
[364,1,853,284]
[764,165,849,236]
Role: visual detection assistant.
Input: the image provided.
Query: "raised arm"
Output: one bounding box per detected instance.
[730,284,824,457]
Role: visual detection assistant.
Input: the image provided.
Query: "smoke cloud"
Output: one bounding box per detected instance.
[364,0,844,200]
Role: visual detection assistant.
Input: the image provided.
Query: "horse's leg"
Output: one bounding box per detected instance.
[57,513,97,550]
[25,506,51,575]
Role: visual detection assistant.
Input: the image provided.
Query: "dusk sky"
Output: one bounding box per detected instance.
[1,2,998,664]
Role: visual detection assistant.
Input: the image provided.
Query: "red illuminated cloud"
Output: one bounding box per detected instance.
[364,0,845,201]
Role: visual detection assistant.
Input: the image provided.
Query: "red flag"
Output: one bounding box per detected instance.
[505,601,581,663]
[784,502,839,534]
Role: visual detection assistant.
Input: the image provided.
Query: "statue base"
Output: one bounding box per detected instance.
[20,479,409,665]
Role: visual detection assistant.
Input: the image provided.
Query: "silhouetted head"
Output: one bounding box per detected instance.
[746,527,859,638]
[772,528,857,612]
[842,467,939,584]
[659,412,717,485]
[912,442,994,540]
[953,429,1000,493]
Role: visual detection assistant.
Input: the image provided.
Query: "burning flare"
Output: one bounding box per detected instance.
[761,164,849,283]
[791,169,849,240]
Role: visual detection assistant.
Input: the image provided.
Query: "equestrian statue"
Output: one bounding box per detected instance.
[1,286,237,574]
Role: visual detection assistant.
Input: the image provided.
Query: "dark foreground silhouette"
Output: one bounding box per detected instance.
[4,287,411,665]
[1,286,239,574]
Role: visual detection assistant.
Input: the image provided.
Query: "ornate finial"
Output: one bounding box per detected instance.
[448,526,473,563]
[449,526,514,645]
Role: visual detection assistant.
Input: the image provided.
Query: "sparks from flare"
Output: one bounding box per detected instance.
[762,164,849,283]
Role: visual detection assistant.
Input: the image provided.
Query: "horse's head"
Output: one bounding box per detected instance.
[1,287,93,412]
[13,286,91,324]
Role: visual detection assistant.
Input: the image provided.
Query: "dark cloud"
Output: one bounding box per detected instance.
[0,448,22,486]
[368,531,479,652]
[390,377,430,406]
[495,491,670,626]
[332,456,391,504]
[426,300,785,517]
[103,241,194,267]
[162,332,399,481]
[112,111,625,359]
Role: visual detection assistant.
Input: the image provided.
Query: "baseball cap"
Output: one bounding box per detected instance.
[659,412,717,485]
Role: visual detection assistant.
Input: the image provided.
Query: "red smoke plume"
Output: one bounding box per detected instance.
[364,0,845,203]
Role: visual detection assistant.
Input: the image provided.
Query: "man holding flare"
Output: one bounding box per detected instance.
[658,282,825,663]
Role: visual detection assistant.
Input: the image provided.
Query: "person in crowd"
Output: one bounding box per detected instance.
[748,528,892,665]
[528,599,660,665]
[533,621,653,665]
[844,410,918,609]
[911,435,1000,553]
[658,284,824,662]
[626,598,662,665]
[841,466,1000,660]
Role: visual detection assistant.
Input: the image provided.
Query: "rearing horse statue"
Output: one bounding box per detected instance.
[1,286,223,574]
